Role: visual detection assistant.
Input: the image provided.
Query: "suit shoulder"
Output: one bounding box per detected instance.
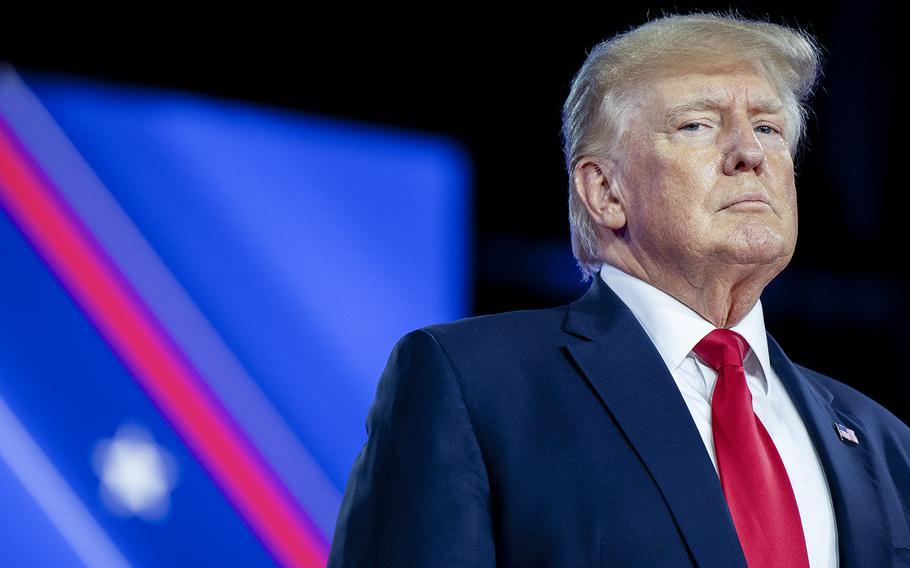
[418,305,568,348]
[390,306,572,376]
[795,363,910,437]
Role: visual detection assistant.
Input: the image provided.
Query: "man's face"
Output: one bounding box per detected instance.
[614,62,798,276]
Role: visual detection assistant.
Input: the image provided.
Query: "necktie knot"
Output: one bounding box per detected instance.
[693,328,749,371]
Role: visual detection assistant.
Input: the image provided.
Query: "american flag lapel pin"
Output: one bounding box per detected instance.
[833,422,859,446]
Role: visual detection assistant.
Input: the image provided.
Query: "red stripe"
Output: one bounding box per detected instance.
[0,120,328,567]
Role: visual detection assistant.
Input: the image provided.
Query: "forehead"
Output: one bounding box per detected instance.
[637,63,784,115]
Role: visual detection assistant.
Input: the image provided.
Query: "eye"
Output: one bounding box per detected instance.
[754,124,779,135]
[679,123,705,132]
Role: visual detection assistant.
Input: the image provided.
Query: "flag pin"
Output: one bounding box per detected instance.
[833,422,859,446]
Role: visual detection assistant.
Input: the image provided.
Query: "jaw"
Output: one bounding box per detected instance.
[709,210,796,266]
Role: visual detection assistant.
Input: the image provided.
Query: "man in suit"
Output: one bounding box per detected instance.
[328,13,910,567]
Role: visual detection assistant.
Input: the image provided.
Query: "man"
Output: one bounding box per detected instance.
[328,13,910,568]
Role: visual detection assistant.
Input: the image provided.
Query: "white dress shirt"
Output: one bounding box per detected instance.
[599,263,838,568]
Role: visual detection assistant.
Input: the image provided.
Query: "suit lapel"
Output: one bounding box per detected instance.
[768,335,894,567]
[563,277,747,568]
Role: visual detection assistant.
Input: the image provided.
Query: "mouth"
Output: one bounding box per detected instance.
[722,192,772,211]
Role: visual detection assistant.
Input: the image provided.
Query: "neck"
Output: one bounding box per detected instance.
[603,249,784,328]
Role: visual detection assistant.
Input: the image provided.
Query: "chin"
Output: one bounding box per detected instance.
[724,222,795,264]
[719,226,795,267]
[722,243,795,269]
[722,250,792,268]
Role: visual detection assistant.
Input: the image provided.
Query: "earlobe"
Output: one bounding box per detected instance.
[573,157,627,231]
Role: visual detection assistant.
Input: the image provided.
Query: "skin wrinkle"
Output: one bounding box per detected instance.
[663,94,786,138]
[575,61,798,328]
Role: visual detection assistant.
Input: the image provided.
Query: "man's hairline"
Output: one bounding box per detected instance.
[596,59,803,168]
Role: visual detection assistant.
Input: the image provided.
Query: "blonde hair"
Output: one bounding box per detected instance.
[561,12,822,281]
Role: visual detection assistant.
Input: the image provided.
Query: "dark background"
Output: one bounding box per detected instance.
[2,3,906,424]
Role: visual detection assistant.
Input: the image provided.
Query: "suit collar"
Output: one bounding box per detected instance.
[768,336,895,567]
[563,276,895,568]
[563,276,748,568]
[597,263,774,395]
[563,271,627,340]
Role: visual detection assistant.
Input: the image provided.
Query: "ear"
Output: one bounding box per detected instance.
[573,157,627,231]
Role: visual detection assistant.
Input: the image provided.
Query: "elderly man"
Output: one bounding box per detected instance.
[328,13,910,568]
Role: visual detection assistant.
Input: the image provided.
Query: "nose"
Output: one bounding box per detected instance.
[722,120,766,176]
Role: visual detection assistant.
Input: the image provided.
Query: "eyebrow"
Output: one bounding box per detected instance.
[665,94,784,126]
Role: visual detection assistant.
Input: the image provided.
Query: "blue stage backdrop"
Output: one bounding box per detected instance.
[0,65,471,567]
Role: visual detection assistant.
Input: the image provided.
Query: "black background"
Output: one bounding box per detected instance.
[2,3,906,423]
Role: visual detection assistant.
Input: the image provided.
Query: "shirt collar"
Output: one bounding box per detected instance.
[598,263,772,395]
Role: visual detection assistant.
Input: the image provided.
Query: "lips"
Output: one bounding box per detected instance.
[722,192,771,209]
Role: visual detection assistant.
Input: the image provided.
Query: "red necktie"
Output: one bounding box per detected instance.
[693,329,810,568]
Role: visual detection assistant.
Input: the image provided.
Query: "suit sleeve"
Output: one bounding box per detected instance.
[327,329,496,567]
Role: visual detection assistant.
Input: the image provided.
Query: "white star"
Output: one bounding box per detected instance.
[93,424,178,521]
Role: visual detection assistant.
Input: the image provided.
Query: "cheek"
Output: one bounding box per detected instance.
[655,153,717,210]
[774,171,799,220]
[768,152,796,189]
[625,144,717,230]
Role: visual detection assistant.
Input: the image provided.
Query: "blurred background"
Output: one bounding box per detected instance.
[0,2,903,567]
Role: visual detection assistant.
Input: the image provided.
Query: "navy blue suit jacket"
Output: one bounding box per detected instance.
[329,276,910,567]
